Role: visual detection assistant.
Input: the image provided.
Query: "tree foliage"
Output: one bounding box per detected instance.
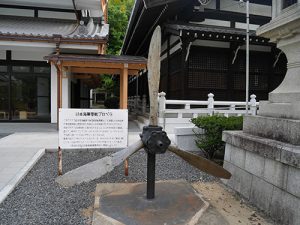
[107,0,135,55]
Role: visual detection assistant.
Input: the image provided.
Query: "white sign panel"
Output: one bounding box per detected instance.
[59,109,128,149]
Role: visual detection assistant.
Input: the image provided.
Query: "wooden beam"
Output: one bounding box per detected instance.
[73,74,93,79]
[62,61,146,70]
[70,67,140,75]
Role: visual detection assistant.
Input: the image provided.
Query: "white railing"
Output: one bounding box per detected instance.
[128,92,259,132]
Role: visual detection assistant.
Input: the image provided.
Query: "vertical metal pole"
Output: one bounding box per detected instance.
[246,0,250,115]
[7,51,12,120]
[147,153,156,199]
[136,74,139,96]
[58,146,63,175]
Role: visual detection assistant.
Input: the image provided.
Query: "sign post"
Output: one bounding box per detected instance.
[58,108,128,175]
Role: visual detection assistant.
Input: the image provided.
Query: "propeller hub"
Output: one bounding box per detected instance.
[140,126,171,154]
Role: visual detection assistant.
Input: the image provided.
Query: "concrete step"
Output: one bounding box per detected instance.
[128,114,137,121]
[133,115,149,130]
[133,119,146,130]
[137,115,149,125]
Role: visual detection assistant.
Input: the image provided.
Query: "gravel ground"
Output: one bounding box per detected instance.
[0,150,215,225]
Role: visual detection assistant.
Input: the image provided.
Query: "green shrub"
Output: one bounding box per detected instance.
[104,97,119,109]
[191,115,243,160]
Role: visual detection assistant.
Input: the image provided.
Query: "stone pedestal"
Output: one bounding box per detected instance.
[222,3,300,225]
[222,131,300,225]
[256,4,300,120]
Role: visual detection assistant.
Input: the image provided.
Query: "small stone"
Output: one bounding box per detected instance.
[251,211,257,217]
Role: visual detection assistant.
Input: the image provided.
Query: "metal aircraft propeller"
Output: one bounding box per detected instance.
[55,26,231,197]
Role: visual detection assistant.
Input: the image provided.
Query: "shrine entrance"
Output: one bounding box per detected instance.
[45,54,147,124]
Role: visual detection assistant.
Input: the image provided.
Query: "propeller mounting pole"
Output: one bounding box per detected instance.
[140,126,171,199]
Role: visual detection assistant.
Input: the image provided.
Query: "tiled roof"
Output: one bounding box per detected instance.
[0,15,109,40]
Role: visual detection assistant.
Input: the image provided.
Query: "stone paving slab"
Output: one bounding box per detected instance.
[92,180,210,225]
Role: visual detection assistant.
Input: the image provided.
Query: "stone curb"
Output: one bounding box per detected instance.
[0,148,45,204]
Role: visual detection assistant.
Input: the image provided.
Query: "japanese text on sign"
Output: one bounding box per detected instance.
[59,109,128,149]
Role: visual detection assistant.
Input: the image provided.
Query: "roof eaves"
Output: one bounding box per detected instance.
[0,33,108,44]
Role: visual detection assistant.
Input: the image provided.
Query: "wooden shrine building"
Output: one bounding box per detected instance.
[122,0,287,102]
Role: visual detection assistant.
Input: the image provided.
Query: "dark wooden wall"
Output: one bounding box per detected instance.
[159,45,287,102]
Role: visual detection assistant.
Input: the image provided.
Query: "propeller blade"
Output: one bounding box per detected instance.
[56,140,144,187]
[147,26,161,126]
[167,145,231,179]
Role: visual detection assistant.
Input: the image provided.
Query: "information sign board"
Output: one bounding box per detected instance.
[59,109,128,149]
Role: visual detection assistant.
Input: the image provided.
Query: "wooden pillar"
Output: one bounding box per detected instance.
[55,64,63,130]
[120,64,128,109]
[166,35,171,95]
[120,64,129,176]
[228,42,236,100]
[181,40,188,100]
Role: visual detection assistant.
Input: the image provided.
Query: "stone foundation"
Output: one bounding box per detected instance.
[222,130,300,225]
[174,127,204,152]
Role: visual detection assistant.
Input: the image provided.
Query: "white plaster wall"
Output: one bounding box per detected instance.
[50,64,57,123]
[220,0,271,17]
[199,19,231,27]
[12,50,49,61]
[38,11,75,20]
[240,45,272,52]
[0,8,34,17]
[235,22,260,30]
[192,39,230,48]
[62,72,71,109]
[0,50,5,60]
[0,43,53,61]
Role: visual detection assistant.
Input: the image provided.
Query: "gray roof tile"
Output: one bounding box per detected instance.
[0,15,108,39]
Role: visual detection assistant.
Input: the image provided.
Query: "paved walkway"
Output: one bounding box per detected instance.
[0,123,58,203]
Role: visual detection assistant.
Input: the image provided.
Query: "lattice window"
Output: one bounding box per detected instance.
[250,75,268,91]
[187,47,228,89]
[188,71,227,89]
[189,50,228,71]
[233,73,245,90]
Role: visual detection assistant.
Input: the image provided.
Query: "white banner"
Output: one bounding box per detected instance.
[59,109,128,149]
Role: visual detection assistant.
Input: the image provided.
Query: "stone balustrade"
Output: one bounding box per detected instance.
[128,92,259,132]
